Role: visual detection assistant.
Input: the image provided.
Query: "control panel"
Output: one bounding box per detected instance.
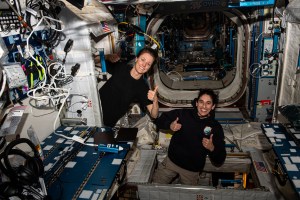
[0,0,21,33]
[261,123,300,198]
[42,126,130,200]
[260,38,277,78]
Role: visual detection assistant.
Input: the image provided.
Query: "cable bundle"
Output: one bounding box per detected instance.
[24,0,64,48]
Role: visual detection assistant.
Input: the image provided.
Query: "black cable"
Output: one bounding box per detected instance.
[23,185,46,199]
[0,137,6,152]
[56,75,73,87]
[24,0,62,48]
[0,151,10,177]
[62,39,73,64]
[28,98,55,110]
[272,0,278,24]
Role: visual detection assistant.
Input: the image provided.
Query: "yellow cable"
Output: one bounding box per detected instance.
[118,22,129,34]
[242,173,247,189]
[144,33,160,49]
[119,22,129,25]
[118,21,161,49]
[118,29,127,34]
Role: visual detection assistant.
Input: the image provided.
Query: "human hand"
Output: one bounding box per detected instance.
[170,117,182,132]
[147,86,158,102]
[105,54,120,63]
[202,134,214,152]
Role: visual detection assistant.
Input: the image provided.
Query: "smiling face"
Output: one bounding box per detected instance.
[196,94,215,118]
[131,52,155,78]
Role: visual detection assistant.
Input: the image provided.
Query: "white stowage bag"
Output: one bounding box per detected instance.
[133,115,158,147]
[223,122,272,150]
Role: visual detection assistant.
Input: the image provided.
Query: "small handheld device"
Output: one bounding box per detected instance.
[98,144,123,153]
[64,39,74,53]
[203,126,212,138]
[62,39,74,64]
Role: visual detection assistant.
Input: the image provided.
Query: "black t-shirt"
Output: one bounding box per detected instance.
[99,63,151,127]
[155,108,226,172]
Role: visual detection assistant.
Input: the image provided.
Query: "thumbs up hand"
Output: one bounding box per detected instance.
[170,117,182,132]
[148,86,158,102]
[202,134,215,152]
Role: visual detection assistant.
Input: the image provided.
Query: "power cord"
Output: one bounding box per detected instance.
[118,22,160,49]
[62,39,73,65]
[0,70,7,98]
